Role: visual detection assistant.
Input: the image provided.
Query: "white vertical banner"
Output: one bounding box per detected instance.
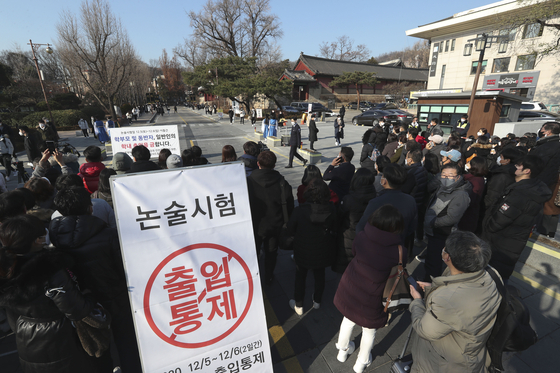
[110,125,180,159]
[111,163,272,373]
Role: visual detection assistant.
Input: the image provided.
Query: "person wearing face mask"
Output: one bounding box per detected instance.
[18,126,42,167]
[452,114,470,137]
[423,163,471,281]
[409,117,420,129]
[37,119,57,144]
[483,155,551,281]
[529,122,560,236]
[427,118,443,137]
[482,147,523,223]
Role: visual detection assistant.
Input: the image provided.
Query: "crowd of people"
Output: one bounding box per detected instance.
[238,116,559,372]
[0,105,558,372]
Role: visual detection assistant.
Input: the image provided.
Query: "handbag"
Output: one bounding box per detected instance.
[278,179,294,250]
[74,304,112,358]
[382,245,412,313]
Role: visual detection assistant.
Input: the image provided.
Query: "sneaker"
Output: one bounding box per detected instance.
[312,294,320,309]
[289,299,303,316]
[353,353,372,373]
[336,341,355,363]
[415,252,426,263]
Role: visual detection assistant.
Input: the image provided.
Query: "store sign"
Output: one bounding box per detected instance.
[111,163,272,373]
[483,72,540,90]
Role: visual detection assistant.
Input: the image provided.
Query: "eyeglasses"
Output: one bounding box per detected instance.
[441,173,458,179]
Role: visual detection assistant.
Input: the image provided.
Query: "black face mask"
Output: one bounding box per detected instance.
[538,130,544,138]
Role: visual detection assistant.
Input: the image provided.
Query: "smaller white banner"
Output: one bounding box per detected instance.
[110,125,180,159]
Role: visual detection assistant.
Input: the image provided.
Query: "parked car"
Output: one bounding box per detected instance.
[351,110,399,126]
[521,101,547,111]
[368,102,399,111]
[384,109,414,125]
[518,110,560,121]
[349,101,373,110]
[281,106,301,114]
[290,102,309,112]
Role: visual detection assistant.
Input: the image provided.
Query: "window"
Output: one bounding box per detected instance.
[498,41,508,53]
[523,23,543,39]
[470,60,487,75]
[463,43,473,56]
[492,57,511,73]
[445,40,449,52]
[450,39,456,51]
[515,54,536,71]
[500,105,511,117]
[475,34,487,51]
[499,28,516,42]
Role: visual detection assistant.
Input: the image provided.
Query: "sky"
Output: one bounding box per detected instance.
[0,0,496,65]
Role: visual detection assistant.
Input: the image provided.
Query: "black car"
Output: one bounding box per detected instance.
[367,102,399,111]
[352,110,399,126]
[349,101,373,110]
[384,109,414,125]
[281,106,302,114]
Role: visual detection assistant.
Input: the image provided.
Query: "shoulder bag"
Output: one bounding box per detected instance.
[382,245,412,313]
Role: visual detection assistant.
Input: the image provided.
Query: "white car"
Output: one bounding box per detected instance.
[521,101,547,111]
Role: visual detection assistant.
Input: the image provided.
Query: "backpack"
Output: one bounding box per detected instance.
[368,143,381,162]
[485,267,537,372]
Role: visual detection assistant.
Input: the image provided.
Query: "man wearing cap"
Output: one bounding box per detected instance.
[440,149,462,166]
[423,134,446,164]
[166,154,183,169]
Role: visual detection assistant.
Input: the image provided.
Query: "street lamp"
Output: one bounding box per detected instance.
[465,33,509,119]
[28,40,54,126]
[208,67,220,109]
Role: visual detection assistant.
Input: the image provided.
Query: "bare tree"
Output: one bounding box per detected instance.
[187,0,282,59]
[174,39,212,70]
[318,35,371,62]
[56,0,138,119]
[375,40,430,68]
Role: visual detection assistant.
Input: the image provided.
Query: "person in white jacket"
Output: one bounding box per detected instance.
[0,135,14,181]
[78,118,89,137]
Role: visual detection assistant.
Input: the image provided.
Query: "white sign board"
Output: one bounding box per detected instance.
[110,125,180,159]
[256,109,263,119]
[111,163,272,373]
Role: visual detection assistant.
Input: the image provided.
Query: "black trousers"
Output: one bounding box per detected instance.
[81,129,89,137]
[309,140,315,150]
[254,234,279,281]
[288,145,305,166]
[294,265,325,307]
[424,234,447,280]
[1,154,12,177]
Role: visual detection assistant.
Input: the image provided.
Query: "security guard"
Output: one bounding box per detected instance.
[454,114,470,137]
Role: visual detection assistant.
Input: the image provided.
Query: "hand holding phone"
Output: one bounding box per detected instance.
[407,276,424,298]
[46,141,55,153]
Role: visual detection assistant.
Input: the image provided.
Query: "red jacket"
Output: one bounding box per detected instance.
[79,162,105,193]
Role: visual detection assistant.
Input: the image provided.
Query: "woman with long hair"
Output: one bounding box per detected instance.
[334,205,404,373]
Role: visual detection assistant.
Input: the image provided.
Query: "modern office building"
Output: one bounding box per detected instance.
[406,0,560,105]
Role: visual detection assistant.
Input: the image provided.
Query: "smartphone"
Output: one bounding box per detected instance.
[407,276,424,296]
[46,141,55,153]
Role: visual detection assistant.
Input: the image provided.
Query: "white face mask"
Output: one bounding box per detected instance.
[477,131,483,136]
[405,158,409,165]
[461,119,466,123]
[496,156,502,165]
[39,124,45,129]
[19,131,23,136]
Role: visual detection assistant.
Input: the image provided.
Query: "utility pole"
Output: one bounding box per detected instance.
[28,40,54,125]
